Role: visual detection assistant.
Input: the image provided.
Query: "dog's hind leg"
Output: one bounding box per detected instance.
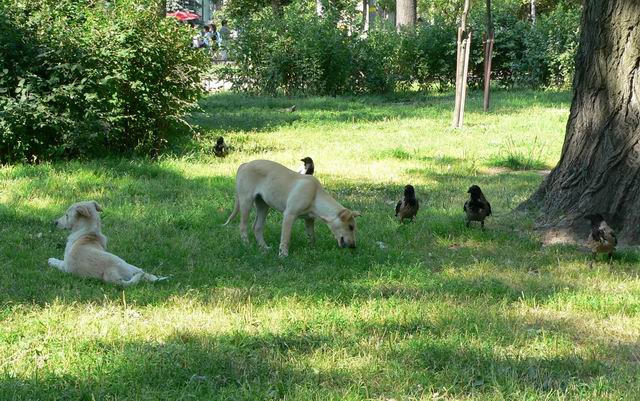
[48,258,68,272]
[278,212,297,257]
[238,195,253,244]
[304,217,315,246]
[253,196,270,249]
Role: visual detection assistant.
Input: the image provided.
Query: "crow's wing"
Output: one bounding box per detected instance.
[485,200,492,216]
[591,227,604,243]
[602,223,617,246]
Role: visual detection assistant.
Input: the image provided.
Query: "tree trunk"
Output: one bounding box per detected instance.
[362,0,368,28]
[452,0,471,128]
[483,0,494,112]
[522,0,640,243]
[395,0,416,29]
[530,0,536,25]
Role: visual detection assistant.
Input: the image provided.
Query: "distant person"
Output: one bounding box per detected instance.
[190,22,202,48]
[219,19,231,60]
[202,25,212,47]
[210,23,221,49]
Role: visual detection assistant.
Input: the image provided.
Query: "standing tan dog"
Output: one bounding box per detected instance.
[48,201,168,286]
[224,160,361,257]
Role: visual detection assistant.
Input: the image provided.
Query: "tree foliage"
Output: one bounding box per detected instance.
[0,0,208,163]
[223,0,580,95]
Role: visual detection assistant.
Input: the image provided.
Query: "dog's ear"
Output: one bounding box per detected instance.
[92,201,103,212]
[75,205,91,218]
[339,209,361,222]
[338,209,351,222]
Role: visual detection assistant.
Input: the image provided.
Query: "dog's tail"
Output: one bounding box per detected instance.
[223,194,239,226]
[120,271,170,287]
[144,273,170,282]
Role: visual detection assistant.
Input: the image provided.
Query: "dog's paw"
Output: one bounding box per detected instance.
[278,249,289,258]
[47,258,60,267]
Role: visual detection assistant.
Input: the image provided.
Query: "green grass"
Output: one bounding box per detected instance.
[2,89,639,400]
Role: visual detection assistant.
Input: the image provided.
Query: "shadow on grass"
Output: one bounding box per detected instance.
[190,90,571,134]
[0,309,612,400]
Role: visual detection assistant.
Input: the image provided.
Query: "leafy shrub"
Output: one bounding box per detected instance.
[224,0,580,96]
[0,0,208,163]
[511,3,580,88]
[348,29,398,94]
[466,0,580,88]
[224,5,456,95]
[224,3,353,95]
[397,20,458,89]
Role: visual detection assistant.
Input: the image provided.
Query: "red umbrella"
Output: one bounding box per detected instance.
[166,11,200,21]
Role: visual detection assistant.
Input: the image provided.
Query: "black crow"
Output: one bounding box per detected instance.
[585,213,617,264]
[464,185,492,228]
[395,185,419,222]
[298,157,314,175]
[214,136,228,157]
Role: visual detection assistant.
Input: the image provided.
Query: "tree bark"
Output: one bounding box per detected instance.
[483,0,494,112]
[522,0,640,243]
[362,0,368,28]
[530,0,536,25]
[395,0,416,29]
[452,0,471,128]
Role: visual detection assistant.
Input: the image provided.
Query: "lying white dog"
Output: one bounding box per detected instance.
[224,159,361,257]
[48,201,167,286]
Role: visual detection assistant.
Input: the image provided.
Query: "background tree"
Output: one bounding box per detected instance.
[395,0,416,28]
[530,0,536,24]
[523,0,640,242]
[482,0,494,111]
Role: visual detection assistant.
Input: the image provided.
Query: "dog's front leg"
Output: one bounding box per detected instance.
[279,213,297,257]
[304,217,315,246]
[48,258,68,272]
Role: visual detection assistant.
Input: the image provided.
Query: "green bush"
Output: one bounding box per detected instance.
[225,3,353,95]
[223,5,442,95]
[0,0,208,163]
[511,3,580,88]
[224,1,580,96]
[466,0,580,88]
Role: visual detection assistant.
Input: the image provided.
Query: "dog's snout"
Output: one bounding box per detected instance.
[340,237,346,248]
[52,220,58,227]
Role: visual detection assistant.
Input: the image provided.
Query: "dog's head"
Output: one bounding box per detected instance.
[54,201,103,231]
[328,209,361,249]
